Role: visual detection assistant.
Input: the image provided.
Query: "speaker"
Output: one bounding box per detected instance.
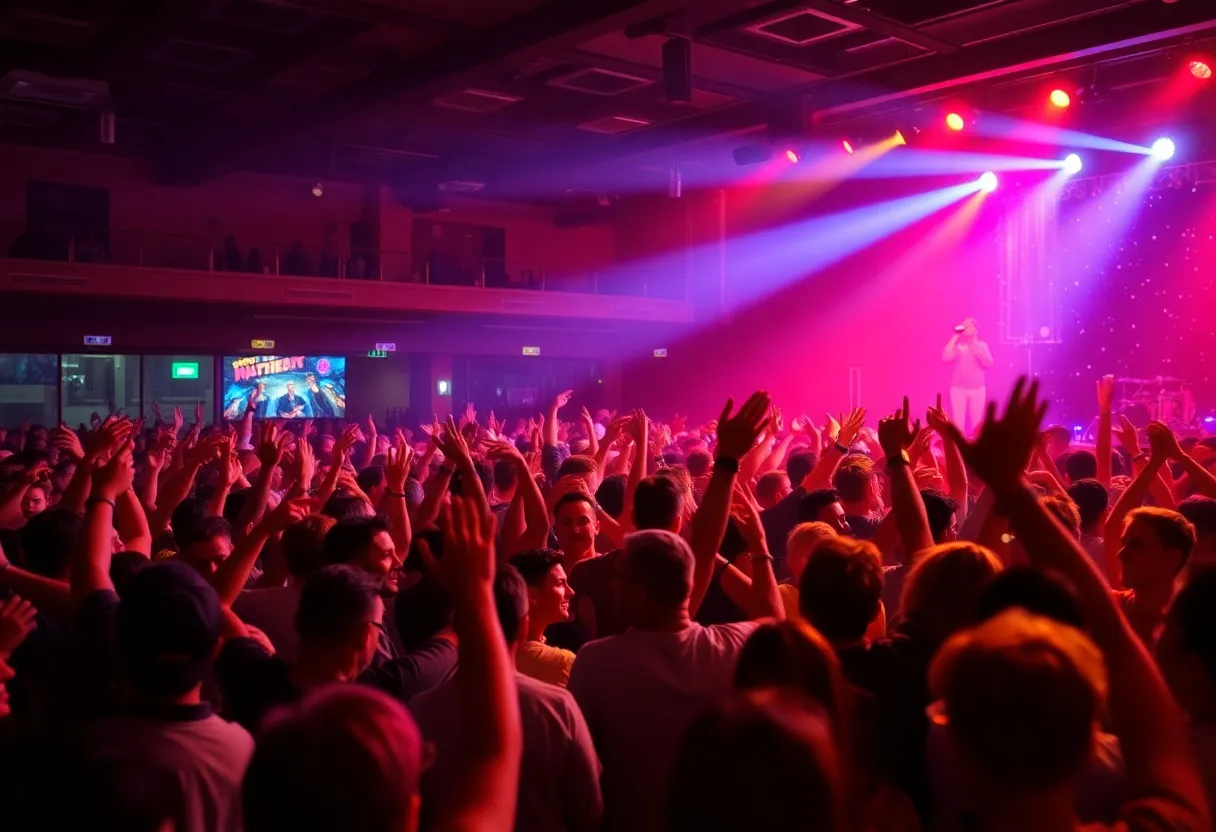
[662,38,691,104]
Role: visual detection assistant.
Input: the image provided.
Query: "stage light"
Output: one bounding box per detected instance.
[978,172,998,193]
[894,130,907,146]
[945,112,965,131]
[1062,153,1083,174]
[1191,60,1212,80]
[1049,89,1071,108]
[842,139,854,154]
[311,181,324,197]
[784,148,800,163]
[1151,137,1176,161]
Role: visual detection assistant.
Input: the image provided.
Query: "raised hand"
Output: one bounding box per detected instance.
[717,391,772,461]
[926,392,952,435]
[186,432,227,468]
[293,435,317,488]
[838,407,868,447]
[940,377,1048,493]
[216,439,243,491]
[53,424,86,461]
[172,406,185,434]
[603,413,633,446]
[256,421,292,469]
[487,410,504,439]
[92,439,135,501]
[552,389,574,413]
[877,397,920,460]
[462,402,478,428]
[418,496,498,604]
[1115,414,1141,456]
[146,432,175,473]
[194,401,205,426]
[384,444,415,493]
[730,484,767,555]
[261,495,318,533]
[334,423,361,463]
[437,416,473,468]
[908,425,935,462]
[825,412,842,443]
[0,595,37,658]
[1146,420,1183,463]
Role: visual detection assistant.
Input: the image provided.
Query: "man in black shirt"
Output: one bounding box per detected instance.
[275,382,307,419]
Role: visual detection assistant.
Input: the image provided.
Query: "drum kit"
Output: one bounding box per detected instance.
[1116,377,1197,428]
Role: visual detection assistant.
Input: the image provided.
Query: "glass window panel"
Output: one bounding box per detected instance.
[61,354,141,429]
[142,355,215,424]
[0,353,59,428]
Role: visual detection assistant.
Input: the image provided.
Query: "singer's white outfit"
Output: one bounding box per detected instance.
[947,340,991,435]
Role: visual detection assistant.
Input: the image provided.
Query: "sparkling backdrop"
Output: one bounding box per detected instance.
[1014,182,1216,426]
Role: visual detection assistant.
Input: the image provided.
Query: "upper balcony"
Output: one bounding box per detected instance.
[0,226,694,325]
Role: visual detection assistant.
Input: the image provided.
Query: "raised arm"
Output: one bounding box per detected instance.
[927,395,969,525]
[941,333,960,362]
[1096,375,1114,487]
[621,410,649,531]
[71,432,135,605]
[419,497,522,832]
[945,378,1208,827]
[381,443,415,558]
[801,407,866,492]
[727,485,783,620]
[1103,422,1169,588]
[688,392,770,617]
[487,441,548,554]
[211,497,313,607]
[878,397,935,561]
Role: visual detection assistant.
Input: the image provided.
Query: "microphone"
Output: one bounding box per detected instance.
[954,325,967,333]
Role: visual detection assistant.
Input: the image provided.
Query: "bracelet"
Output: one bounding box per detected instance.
[714,456,740,474]
[87,496,116,510]
[752,553,775,562]
[886,451,911,468]
[834,441,849,454]
[386,491,407,498]
[438,465,455,476]
[1133,453,1149,463]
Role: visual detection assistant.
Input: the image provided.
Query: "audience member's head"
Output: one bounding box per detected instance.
[972,565,1084,630]
[356,466,387,505]
[324,515,399,595]
[295,565,385,677]
[283,514,337,581]
[618,530,694,626]
[633,475,684,532]
[786,450,817,490]
[686,449,713,479]
[734,620,848,738]
[492,564,530,647]
[393,570,451,651]
[798,489,851,535]
[1117,507,1195,593]
[322,493,377,521]
[510,549,572,635]
[20,482,48,519]
[1178,496,1216,564]
[115,561,223,699]
[243,686,423,832]
[929,609,1106,807]
[1040,494,1081,539]
[798,537,884,645]
[1066,479,1109,534]
[667,690,843,832]
[170,496,209,548]
[556,454,599,495]
[1062,450,1098,484]
[178,516,233,577]
[19,508,81,579]
[753,471,791,510]
[920,489,960,543]
[492,458,517,500]
[786,522,837,585]
[595,474,628,520]
[833,456,879,511]
[554,492,599,558]
[901,542,1003,644]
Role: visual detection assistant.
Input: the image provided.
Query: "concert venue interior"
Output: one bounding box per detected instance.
[0,0,1210,434]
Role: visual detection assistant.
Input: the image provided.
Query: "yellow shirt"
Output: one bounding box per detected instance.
[515,639,575,688]
[779,583,803,623]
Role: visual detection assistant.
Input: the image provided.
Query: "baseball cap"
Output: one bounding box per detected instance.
[116,560,223,697]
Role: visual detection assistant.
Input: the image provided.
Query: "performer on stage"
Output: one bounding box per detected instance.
[276,381,308,419]
[942,317,993,434]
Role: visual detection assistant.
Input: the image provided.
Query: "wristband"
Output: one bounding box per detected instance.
[386,491,407,498]
[714,456,740,474]
[438,465,455,476]
[834,441,849,454]
[886,450,911,468]
[1133,453,1149,462]
[87,496,117,510]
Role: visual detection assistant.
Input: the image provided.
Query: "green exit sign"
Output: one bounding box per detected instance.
[171,362,200,379]
[367,349,389,359]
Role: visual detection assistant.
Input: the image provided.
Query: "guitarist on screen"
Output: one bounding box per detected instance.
[276,381,308,419]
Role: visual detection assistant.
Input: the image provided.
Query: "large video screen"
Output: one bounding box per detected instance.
[221,355,346,420]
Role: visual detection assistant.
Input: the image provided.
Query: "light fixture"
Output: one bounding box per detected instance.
[784,148,800,163]
[1049,89,1071,108]
[1151,137,1176,161]
[893,130,907,147]
[842,139,854,155]
[1062,153,1083,174]
[1190,59,1212,80]
[311,181,324,197]
[945,112,965,131]
[978,172,999,193]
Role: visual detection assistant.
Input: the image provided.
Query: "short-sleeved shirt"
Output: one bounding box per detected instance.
[569,621,760,832]
[232,584,303,662]
[214,637,301,732]
[516,639,575,687]
[412,673,603,832]
[568,550,627,638]
[359,634,459,703]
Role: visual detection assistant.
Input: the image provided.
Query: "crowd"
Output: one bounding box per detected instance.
[0,375,1215,831]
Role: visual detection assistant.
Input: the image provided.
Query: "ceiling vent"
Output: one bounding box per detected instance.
[746,9,858,46]
[433,88,522,113]
[576,115,651,135]
[549,67,653,96]
[147,40,251,73]
[0,70,109,108]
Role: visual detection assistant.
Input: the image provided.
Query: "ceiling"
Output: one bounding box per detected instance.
[1,0,1214,201]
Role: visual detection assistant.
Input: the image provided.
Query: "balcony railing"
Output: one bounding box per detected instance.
[2,225,689,300]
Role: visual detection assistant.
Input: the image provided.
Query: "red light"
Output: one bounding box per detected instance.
[842,140,854,154]
[1049,89,1071,108]
[945,112,965,131]
[1191,60,1212,80]
[784,148,800,163]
